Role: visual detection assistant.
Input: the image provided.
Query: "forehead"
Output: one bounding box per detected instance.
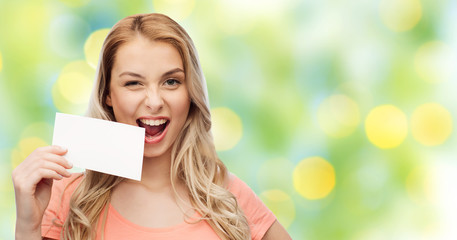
[112,37,184,74]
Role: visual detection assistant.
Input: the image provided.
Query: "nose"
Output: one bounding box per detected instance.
[144,87,164,112]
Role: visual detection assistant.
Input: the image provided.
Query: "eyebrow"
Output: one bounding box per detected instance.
[119,71,145,79]
[118,68,184,79]
[163,68,185,77]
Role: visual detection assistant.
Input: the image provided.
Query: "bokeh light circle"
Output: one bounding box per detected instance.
[153,0,195,21]
[57,72,93,104]
[365,105,408,149]
[293,156,336,200]
[414,41,457,84]
[211,107,243,151]
[411,103,452,146]
[317,94,360,138]
[379,0,422,32]
[52,61,95,114]
[260,189,295,228]
[84,29,111,69]
[11,137,48,169]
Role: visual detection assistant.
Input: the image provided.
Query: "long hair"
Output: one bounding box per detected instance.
[61,13,250,239]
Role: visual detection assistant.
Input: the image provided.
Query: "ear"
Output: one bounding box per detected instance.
[106,93,112,107]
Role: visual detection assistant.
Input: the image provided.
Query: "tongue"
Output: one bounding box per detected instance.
[145,124,163,137]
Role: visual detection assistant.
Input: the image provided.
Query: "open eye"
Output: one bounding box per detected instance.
[164,79,181,86]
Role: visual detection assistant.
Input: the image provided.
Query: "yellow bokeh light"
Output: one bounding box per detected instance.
[365,105,408,149]
[58,0,90,7]
[53,61,95,114]
[414,41,457,84]
[0,51,3,72]
[379,0,422,32]
[153,0,195,21]
[52,82,87,115]
[211,107,243,151]
[411,103,452,146]
[260,189,295,228]
[317,94,360,138]
[57,72,93,104]
[52,83,85,115]
[293,156,336,200]
[11,137,48,169]
[84,29,111,69]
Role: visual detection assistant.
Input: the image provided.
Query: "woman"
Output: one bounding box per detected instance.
[12,13,291,240]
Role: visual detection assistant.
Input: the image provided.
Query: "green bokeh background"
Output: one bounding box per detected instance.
[1,0,457,239]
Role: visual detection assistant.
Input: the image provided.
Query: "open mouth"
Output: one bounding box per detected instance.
[136,118,169,142]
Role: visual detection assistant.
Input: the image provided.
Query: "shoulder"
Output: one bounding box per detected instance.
[226,172,262,206]
[226,172,249,196]
[226,172,277,240]
[226,172,266,211]
[226,172,265,204]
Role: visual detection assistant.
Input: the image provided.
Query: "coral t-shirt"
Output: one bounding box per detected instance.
[41,173,276,240]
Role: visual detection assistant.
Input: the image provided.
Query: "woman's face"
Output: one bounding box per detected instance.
[106,36,190,159]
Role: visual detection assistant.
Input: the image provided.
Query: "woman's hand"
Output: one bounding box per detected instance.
[12,145,72,239]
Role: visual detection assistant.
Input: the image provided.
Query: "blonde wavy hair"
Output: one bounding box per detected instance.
[59,13,250,239]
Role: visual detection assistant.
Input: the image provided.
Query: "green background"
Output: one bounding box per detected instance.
[1,0,457,239]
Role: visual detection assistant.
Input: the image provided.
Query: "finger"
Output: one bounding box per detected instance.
[36,145,68,156]
[41,152,73,169]
[32,168,64,183]
[25,157,72,178]
[38,161,72,178]
[48,145,68,155]
[15,168,64,194]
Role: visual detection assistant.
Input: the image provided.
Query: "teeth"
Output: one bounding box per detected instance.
[140,119,167,126]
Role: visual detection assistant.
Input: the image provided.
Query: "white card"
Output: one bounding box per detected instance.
[52,112,145,180]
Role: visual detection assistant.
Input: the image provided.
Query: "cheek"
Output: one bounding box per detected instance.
[111,92,141,120]
[173,95,191,119]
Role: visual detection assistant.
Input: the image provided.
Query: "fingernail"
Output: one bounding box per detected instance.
[67,161,73,168]
[58,146,68,151]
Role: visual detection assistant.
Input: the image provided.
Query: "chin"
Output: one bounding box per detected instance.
[143,145,172,159]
